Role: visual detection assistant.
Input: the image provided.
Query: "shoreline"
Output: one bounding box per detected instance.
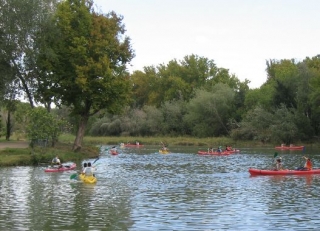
[0,141,29,150]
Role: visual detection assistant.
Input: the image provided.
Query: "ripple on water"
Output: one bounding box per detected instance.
[1,150,320,230]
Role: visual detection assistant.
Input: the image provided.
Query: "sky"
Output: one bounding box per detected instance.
[93,0,320,88]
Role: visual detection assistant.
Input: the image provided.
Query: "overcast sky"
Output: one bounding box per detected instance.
[93,0,320,88]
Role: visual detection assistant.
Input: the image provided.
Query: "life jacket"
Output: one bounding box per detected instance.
[306,160,312,170]
[84,167,93,176]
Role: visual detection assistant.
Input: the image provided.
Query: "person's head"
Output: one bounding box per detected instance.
[88,162,92,167]
[83,162,87,167]
[277,157,282,162]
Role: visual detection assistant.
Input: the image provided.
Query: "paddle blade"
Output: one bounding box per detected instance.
[274,152,278,158]
[92,157,100,164]
[70,173,78,180]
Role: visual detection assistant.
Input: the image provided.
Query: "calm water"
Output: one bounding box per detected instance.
[1,145,320,231]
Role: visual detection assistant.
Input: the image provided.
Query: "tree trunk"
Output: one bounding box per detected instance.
[73,115,89,152]
[5,110,11,141]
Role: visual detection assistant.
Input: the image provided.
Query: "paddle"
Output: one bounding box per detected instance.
[70,173,78,180]
[272,152,278,168]
[92,157,100,165]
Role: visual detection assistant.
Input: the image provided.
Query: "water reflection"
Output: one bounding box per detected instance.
[0,147,320,230]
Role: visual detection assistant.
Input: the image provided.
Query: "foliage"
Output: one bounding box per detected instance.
[231,106,273,142]
[0,0,59,108]
[184,84,235,137]
[26,107,65,147]
[269,105,299,144]
[36,0,134,150]
[160,100,188,136]
[131,55,223,107]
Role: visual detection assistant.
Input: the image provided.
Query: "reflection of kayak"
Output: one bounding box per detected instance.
[249,168,320,176]
[197,149,239,155]
[79,174,97,183]
[275,146,305,150]
[159,149,169,154]
[45,163,76,172]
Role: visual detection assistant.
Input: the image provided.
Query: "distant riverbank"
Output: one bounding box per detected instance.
[0,140,98,167]
[0,141,29,150]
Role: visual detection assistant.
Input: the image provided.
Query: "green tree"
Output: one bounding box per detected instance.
[270,105,299,144]
[307,55,320,136]
[184,84,235,137]
[26,107,64,147]
[0,0,58,109]
[230,106,273,142]
[38,0,134,151]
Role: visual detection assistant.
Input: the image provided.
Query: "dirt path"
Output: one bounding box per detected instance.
[0,141,29,150]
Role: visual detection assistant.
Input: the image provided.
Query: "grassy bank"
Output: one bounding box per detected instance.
[0,141,99,167]
[0,134,311,167]
[59,134,271,148]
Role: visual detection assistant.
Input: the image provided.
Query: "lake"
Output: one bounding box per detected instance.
[0,145,320,231]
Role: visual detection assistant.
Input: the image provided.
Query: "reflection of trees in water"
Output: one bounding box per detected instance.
[71,179,134,230]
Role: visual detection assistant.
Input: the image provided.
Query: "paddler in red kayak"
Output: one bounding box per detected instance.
[297,156,312,171]
[275,157,283,170]
[51,155,62,168]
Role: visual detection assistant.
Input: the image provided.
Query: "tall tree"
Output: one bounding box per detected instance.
[0,0,58,108]
[38,0,134,151]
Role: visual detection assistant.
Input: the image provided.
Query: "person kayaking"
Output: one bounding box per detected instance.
[226,145,232,151]
[110,146,117,154]
[207,147,214,153]
[297,156,312,171]
[51,156,62,168]
[161,142,168,151]
[217,146,222,152]
[82,162,87,172]
[275,157,283,170]
[82,162,95,176]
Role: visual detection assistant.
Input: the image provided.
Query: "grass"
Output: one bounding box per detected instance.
[59,134,270,148]
[0,141,99,167]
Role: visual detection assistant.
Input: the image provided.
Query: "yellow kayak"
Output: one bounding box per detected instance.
[79,174,97,184]
[159,149,170,154]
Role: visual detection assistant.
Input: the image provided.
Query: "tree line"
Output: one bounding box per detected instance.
[1,0,320,150]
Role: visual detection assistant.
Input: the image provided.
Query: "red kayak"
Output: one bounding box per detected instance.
[109,150,119,155]
[198,149,239,155]
[275,145,305,150]
[45,163,77,172]
[249,168,320,176]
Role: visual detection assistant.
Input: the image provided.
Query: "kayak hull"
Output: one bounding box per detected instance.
[109,150,119,155]
[275,146,305,150]
[45,163,76,172]
[249,168,320,176]
[159,150,169,154]
[79,174,97,184]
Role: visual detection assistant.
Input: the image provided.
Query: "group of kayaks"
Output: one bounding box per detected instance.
[248,144,320,176]
[45,162,97,184]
